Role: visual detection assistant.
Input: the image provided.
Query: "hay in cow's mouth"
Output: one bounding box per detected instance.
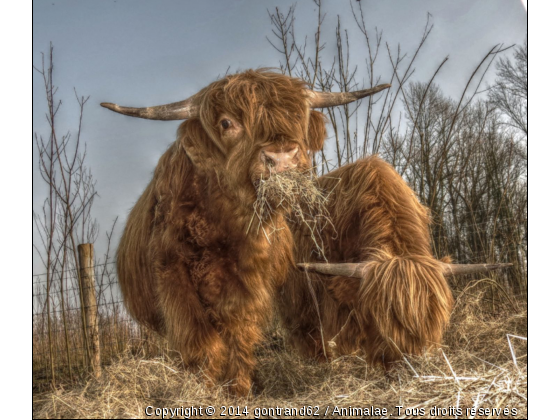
[250,168,336,261]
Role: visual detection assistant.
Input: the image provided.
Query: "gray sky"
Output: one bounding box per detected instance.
[32,0,527,275]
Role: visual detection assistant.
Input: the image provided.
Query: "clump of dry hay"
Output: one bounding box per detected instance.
[33,290,527,419]
[251,168,335,261]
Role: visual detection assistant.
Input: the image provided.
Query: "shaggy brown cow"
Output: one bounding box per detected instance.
[102,70,453,396]
[281,158,454,366]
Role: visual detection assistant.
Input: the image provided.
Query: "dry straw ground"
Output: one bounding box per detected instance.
[33,287,527,419]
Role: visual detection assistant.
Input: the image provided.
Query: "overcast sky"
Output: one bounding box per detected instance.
[32,0,527,275]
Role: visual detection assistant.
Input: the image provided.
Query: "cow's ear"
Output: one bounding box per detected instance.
[178,118,225,172]
[307,110,328,152]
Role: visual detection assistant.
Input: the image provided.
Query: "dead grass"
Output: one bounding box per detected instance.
[33,289,527,419]
[251,168,336,261]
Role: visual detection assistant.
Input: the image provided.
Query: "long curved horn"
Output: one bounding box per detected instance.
[297,262,513,279]
[308,84,391,108]
[100,97,198,121]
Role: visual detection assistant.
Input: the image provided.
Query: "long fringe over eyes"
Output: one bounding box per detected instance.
[280,155,455,366]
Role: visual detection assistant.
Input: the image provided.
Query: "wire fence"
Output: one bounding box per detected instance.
[32,261,168,392]
[32,211,527,392]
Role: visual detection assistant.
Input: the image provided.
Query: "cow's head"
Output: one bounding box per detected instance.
[102,70,389,206]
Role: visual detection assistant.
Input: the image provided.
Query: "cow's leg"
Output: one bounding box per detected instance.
[215,291,273,396]
[200,249,277,397]
[218,321,261,396]
[155,263,227,383]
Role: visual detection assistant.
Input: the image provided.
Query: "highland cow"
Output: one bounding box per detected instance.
[102,70,463,396]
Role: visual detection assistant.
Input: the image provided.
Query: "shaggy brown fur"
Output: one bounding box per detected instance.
[279,156,455,367]
[117,71,327,396]
[116,70,453,396]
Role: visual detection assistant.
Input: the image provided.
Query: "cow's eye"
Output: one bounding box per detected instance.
[221,119,232,130]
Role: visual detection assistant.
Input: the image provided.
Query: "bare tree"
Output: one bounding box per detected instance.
[33,44,99,384]
[267,2,527,298]
[489,38,528,139]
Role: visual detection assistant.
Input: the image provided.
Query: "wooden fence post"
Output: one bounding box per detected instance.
[78,244,101,378]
